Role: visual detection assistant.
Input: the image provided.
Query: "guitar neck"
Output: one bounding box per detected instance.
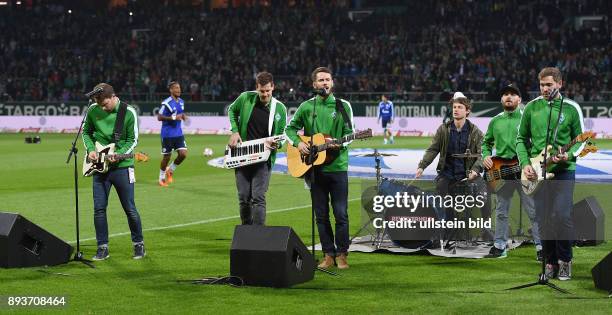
[315,134,355,152]
[105,153,134,161]
[559,138,579,154]
[545,136,580,163]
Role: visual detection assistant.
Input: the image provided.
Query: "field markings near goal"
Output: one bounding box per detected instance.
[70,197,361,244]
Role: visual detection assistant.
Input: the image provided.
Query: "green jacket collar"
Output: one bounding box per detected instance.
[503,108,521,117]
[316,93,336,106]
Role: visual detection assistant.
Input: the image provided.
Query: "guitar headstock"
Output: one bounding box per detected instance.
[354,129,373,140]
[135,152,149,162]
[576,131,596,142]
[579,142,598,157]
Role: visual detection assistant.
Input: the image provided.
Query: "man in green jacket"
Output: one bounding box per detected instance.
[82,83,145,261]
[228,72,287,226]
[285,67,355,269]
[516,67,585,281]
[482,84,541,259]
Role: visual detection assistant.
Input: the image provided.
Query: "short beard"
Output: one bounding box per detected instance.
[503,103,518,111]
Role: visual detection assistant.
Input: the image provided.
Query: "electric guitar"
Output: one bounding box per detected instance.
[483,157,521,192]
[287,129,372,178]
[521,131,598,195]
[83,142,149,177]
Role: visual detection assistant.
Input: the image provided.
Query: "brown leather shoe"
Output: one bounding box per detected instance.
[317,254,335,269]
[337,253,349,269]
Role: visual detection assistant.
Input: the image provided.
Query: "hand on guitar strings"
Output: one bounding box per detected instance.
[551,146,569,163]
[483,156,493,169]
[523,165,537,180]
[88,151,98,162]
[297,142,310,155]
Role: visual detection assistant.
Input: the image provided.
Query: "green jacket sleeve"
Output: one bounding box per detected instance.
[342,100,355,136]
[115,107,138,155]
[276,104,287,150]
[418,124,443,170]
[228,93,243,133]
[82,107,96,153]
[341,100,355,147]
[482,118,495,158]
[567,106,585,157]
[284,104,305,147]
[516,106,532,168]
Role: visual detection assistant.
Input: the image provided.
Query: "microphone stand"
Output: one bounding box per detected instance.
[308,91,338,276]
[65,99,95,268]
[508,90,567,293]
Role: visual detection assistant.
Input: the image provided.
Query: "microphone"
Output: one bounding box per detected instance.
[85,87,104,98]
[312,88,328,96]
[546,88,559,102]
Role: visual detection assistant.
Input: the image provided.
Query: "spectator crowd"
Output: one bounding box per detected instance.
[0,0,609,103]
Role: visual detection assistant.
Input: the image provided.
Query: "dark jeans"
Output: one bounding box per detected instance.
[310,168,350,256]
[533,170,575,263]
[93,167,143,246]
[234,162,271,225]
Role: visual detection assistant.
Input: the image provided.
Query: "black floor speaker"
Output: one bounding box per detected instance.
[230,225,314,287]
[0,212,73,268]
[572,196,605,246]
[592,251,612,292]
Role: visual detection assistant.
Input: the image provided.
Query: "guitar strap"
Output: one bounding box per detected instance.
[335,98,351,130]
[113,102,128,143]
[550,95,564,151]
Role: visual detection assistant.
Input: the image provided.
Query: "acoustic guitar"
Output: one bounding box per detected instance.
[287,129,372,177]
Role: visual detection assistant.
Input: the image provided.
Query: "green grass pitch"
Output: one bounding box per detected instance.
[0,133,611,314]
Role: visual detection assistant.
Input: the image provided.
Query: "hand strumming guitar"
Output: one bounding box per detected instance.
[88,151,98,162]
[483,156,493,169]
[523,165,537,180]
[298,142,310,155]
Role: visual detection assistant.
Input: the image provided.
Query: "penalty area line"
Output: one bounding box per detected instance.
[69,197,360,244]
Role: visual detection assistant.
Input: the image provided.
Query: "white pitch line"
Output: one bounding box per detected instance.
[69,197,360,244]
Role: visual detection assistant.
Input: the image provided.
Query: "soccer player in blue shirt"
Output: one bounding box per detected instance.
[377,94,394,144]
[157,81,188,186]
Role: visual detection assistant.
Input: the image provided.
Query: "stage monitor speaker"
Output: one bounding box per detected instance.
[572,196,605,246]
[592,251,612,292]
[230,225,314,288]
[0,212,73,268]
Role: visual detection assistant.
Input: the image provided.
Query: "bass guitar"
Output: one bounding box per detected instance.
[483,157,521,192]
